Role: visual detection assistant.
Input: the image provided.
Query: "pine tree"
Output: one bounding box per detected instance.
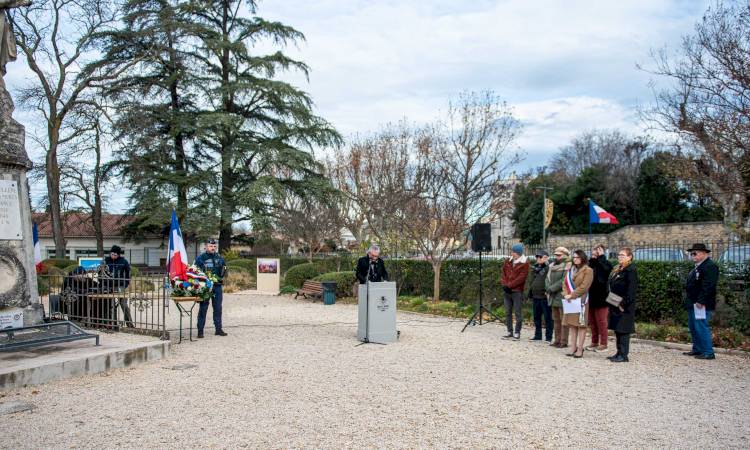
[186,0,341,249]
[87,0,198,234]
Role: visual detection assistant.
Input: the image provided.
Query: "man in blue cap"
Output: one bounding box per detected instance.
[501,243,530,340]
[194,238,227,338]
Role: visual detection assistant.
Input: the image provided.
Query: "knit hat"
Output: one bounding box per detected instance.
[553,246,570,256]
[511,243,524,255]
[109,245,123,255]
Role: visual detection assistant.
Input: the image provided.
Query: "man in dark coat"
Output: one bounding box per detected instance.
[104,245,133,327]
[356,244,389,284]
[683,243,719,360]
[587,244,613,350]
[527,250,552,342]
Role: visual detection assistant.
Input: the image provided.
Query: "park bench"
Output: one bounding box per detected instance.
[295,280,324,301]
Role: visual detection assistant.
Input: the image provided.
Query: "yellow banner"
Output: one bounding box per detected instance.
[544,199,554,229]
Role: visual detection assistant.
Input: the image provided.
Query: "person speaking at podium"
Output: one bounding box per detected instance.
[356,244,389,284]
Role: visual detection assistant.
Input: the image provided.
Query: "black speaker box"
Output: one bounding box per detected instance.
[471,223,492,252]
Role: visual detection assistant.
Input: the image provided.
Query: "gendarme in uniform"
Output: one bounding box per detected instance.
[194,238,227,337]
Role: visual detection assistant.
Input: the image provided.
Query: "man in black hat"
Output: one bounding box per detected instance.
[683,243,718,360]
[194,238,227,338]
[104,245,133,327]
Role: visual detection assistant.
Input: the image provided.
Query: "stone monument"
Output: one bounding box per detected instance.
[0,0,43,327]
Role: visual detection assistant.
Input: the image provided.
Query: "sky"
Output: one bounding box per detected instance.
[5,0,712,213]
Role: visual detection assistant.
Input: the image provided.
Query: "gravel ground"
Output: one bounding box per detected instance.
[1,292,749,449]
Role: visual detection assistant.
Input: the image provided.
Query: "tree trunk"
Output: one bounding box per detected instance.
[93,126,104,257]
[217,0,233,253]
[47,125,66,258]
[431,261,442,302]
[721,192,744,240]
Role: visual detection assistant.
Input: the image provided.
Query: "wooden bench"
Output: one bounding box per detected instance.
[295,280,324,301]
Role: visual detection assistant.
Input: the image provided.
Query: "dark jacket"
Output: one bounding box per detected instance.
[527,262,549,299]
[685,258,719,311]
[104,255,131,290]
[195,252,227,284]
[588,254,613,308]
[501,256,530,293]
[608,264,638,334]
[356,256,389,284]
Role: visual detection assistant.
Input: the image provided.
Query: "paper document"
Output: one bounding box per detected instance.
[694,304,707,320]
[562,297,582,314]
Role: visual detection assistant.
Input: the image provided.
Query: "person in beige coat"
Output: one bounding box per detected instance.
[562,249,594,358]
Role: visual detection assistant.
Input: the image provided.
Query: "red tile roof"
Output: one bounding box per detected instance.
[32,213,136,238]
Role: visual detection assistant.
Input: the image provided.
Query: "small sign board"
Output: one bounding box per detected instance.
[0,308,24,329]
[256,258,280,294]
[79,257,103,271]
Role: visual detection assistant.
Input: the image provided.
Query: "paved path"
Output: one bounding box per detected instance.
[2,292,748,449]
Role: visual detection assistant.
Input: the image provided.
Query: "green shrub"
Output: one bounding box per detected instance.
[227,259,255,271]
[37,266,65,296]
[42,258,76,269]
[63,263,80,274]
[280,285,298,294]
[284,262,325,288]
[312,271,356,297]
[221,249,241,262]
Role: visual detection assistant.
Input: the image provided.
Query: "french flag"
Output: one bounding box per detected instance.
[589,200,619,225]
[32,223,43,273]
[167,210,188,281]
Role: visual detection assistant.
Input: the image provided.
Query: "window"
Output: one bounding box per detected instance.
[46,248,71,259]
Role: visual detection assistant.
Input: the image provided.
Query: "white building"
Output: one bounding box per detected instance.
[33,212,201,267]
[490,173,525,252]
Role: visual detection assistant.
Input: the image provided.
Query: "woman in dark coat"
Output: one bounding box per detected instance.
[607,247,639,362]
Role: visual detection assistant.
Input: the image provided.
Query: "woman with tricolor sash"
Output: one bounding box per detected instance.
[562,249,594,358]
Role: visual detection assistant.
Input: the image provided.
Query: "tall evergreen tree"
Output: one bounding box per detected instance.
[187,0,341,249]
[87,0,199,235]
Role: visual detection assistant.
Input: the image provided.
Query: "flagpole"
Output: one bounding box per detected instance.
[588,199,592,253]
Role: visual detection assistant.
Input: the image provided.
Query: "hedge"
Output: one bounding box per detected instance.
[284,263,326,288]
[42,258,76,269]
[312,271,356,297]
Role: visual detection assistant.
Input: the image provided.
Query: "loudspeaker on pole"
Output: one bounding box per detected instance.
[470,223,492,252]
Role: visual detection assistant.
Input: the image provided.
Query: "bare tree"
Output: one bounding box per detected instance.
[275,187,343,262]
[640,1,750,234]
[400,91,521,301]
[10,0,123,257]
[59,106,116,256]
[330,124,415,253]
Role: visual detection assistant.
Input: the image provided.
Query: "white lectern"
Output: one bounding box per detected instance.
[357,281,397,344]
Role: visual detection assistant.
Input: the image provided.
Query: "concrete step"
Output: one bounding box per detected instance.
[0,334,170,391]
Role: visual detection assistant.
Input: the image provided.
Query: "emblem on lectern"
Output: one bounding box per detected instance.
[377,296,389,311]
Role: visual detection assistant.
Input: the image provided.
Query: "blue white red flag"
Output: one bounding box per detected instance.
[33,223,43,273]
[167,210,188,281]
[589,200,619,224]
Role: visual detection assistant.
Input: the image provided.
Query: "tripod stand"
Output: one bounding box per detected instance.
[461,251,503,332]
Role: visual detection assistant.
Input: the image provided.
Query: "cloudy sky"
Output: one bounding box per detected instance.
[7,0,712,211]
[258,0,709,164]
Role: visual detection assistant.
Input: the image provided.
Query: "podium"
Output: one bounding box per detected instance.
[357,281,397,344]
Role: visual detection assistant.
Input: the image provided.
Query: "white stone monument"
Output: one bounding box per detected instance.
[0,1,43,326]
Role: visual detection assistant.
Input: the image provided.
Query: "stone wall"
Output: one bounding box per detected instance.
[545,221,732,252]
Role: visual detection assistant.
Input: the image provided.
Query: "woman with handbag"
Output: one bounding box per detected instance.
[562,250,594,358]
[607,247,639,362]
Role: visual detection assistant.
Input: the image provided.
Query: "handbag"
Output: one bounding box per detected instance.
[606,292,623,307]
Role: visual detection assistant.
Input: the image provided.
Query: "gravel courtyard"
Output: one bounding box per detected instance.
[2,292,749,449]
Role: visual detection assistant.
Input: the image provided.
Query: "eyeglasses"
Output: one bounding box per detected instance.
[617,254,627,257]
[690,252,698,256]
[573,256,581,259]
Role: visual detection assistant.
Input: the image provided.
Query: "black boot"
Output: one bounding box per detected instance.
[215,330,228,336]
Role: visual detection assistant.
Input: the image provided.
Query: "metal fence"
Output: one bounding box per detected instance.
[39,269,169,339]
